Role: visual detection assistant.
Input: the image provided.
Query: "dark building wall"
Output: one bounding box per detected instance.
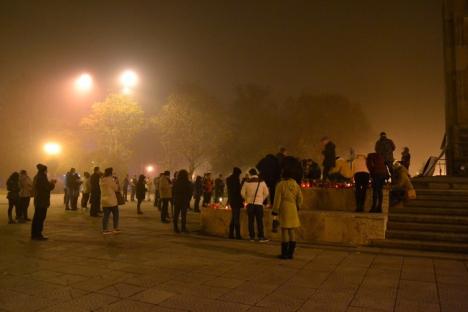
[443,0,468,176]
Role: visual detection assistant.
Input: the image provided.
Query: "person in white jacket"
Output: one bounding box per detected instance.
[100,168,120,234]
[241,168,269,242]
[351,154,370,212]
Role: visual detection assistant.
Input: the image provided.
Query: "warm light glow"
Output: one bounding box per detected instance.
[43,142,62,155]
[146,165,154,173]
[120,70,138,88]
[75,73,93,92]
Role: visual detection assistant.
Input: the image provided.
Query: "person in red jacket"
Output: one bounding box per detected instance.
[202,173,213,207]
[366,152,388,213]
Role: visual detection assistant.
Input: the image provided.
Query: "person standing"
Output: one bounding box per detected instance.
[31,164,56,240]
[136,174,147,215]
[401,147,411,171]
[366,152,387,213]
[19,170,33,222]
[100,168,120,234]
[226,167,243,239]
[202,173,213,207]
[256,154,281,206]
[351,154,370,212]
[66,168,81,210]
[193,176,203,212]
[6,172,20,224]
[130,175,137,202]
[81,172,91,209]
[153,174,161,208]
[375,132,396,177]
[90,167,102,217]
[122,174,130,202]
[321,137,336,181]
[159,171,172,223]
[214,174,225,203]
[272,166,303,259]
[241,168,269,242]
[172,169,193,233]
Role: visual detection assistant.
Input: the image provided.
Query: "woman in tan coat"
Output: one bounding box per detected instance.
[272,166,303,260]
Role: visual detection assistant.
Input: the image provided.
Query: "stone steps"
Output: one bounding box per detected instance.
[387,221,468,233]
[389,206,468,216]
[388,213,468,225]
[386,229,468,243]
[370,238,468,253]
[405,199,468,208]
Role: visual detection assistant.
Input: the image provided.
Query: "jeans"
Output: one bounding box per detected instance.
[354,172,370,212]
[90,192,101,216]
[229,206,242,238]
[203,192,212,206]
[174,204,188,231]
[194,195,201,212]
[137,198,144,212]
[247,204,265,239]
[371,175,386,212]
[19,197,31,220]
[161,198,170,221]
[31,205,48,238]
[81,192,90,208]
[102,206,119,230]
[8,198,19,221]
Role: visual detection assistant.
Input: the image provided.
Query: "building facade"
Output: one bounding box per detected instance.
[443,0,468,176]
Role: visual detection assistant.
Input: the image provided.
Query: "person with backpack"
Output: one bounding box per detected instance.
[241,168,269,242]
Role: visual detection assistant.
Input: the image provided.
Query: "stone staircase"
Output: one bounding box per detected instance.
[371,177,468,253]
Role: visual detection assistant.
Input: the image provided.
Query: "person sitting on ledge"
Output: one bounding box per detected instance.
[390,161,414,206]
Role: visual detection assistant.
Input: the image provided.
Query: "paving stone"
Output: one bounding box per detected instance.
[256,293,306,311]
[351,286,397,312]
[160,294,250,311]
[98,282,145,298]
[39,293,119,312]
[130,287,176,305]
[99,299,178,311]
[203,277,245,289]
[395,299,440,312]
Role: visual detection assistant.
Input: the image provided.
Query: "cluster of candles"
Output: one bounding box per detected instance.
[301,181,354,189]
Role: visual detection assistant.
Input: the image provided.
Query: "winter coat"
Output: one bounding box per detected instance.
[100,176,118,208]
[329,158,353,179]
[173,179,193,209]
[33,172,55,208]
[401,152,411,170]
[226,174,243,208]
[194,179,203,197]
[7,176,20,200]
[66,172,81,190]
[366,153,388,177]
[136,181,147,200]
[82,177,91,194]
[322,141,336,169]
[351,155,369,175]
[375,137,395,162]
[90,173,101,195]
[241,176,269,206]
[203,178,213,193]
[19,174,33,198]
[256,154,281,189]
[159,175,172,199]
[153,177,160,193]
[392,166,414,191]
[214,178,225,196]
[272,179,302,228]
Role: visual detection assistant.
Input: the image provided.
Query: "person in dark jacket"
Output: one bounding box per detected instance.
[401,147,411,171]
[6,172,20,224]
[202,173,213,207]
[31,164,56,240]
[375,132,396,176]
[193,176,203,212]
[366,152,387,213]
[214,174,225,203]
[136,174,147,215]
[172,169,193,233]
[321,137,336,180]
[226,167,243,239]
[122,174,130,202]
[256,154,281,205]
[89,167,102,217]
[67,168,81,210]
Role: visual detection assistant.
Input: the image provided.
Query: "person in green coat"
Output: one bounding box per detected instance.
[272,165,303,260]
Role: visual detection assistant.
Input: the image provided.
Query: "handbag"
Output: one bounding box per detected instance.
[115,191,125,205]
[407,189,417,200]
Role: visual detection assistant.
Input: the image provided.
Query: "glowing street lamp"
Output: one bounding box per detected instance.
[145,165,154,173]
[119,70,138,94]
[74,73,93,93]
[43,142,62,156]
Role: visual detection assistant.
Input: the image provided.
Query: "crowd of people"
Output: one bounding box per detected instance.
[4,131,414,260]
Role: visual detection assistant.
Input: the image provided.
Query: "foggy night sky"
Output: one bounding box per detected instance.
[0,0,444,173]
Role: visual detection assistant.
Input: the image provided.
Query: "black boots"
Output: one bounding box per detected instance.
[288,241,296,259]
[278,242,289,259]
[278,241,297,260]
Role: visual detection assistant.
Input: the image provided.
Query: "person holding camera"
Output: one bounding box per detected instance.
[272,165,303,259]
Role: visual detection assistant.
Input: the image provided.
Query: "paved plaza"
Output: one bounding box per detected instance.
[1,195,468,311]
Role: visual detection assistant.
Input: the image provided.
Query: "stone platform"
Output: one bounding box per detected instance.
[201,188,389,246]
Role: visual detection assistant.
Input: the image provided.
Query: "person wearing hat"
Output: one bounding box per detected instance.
[31,164,56,240]
[375,132,396,177]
